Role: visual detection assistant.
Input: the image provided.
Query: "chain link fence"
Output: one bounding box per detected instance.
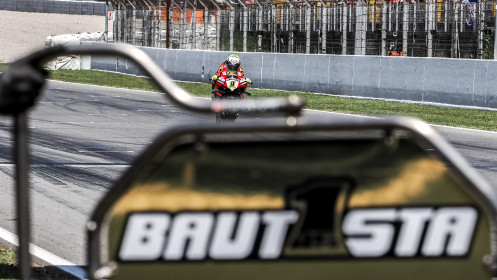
[109,0,496,59]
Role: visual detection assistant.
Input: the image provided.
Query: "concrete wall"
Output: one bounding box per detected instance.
[0,0,110,15]
[88,44,497,109]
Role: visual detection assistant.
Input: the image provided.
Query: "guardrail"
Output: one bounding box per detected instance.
[85,42,497,110]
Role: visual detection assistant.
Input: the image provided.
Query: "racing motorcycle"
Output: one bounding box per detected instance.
[212,74,252,122]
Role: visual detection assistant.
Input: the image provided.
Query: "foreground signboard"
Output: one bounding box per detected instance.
[87,118,497,280]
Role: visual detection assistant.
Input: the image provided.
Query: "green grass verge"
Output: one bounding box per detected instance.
[48,69,497,131]
[0,245,74,280]
[0,246,19,280]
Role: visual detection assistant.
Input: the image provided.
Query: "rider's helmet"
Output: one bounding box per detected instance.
[226,54,241,72]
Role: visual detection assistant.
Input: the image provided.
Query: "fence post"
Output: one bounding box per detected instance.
[191,0,197,49]
[131,7,136,45]
[244,8,248,52]
[305,0,311,54]
[321,0,327,54]
[381,1,386,56]
[152,1,159,47]
[495,2,497,59]
[474,2,485,59]
[105,0,109,42]
[204,7,208,49]
[452,1,459,58]
[229,9,234,51]
[288,3,294,53]
[167,0,171,48]
[355,1,366,55]
[180,1,186,49]
[216,9,221,51]
[427,0,434,57]
[342,2,348,55]
[117,6,122,43]
[402,1,408,55]
[158,1,162,48]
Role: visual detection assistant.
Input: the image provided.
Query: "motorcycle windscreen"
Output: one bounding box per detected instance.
[98,130,493,280]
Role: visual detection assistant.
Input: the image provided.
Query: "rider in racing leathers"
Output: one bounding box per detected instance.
[211,54,251,99]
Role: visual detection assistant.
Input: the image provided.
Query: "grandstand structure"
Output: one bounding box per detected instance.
[106,0,495,58]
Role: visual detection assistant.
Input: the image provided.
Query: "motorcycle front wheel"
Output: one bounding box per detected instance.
[216,112,238,123]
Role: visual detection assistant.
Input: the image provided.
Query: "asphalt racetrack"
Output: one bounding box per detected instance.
[0,80,496,276]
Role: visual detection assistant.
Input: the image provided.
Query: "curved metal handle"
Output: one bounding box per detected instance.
[13,43,306,115]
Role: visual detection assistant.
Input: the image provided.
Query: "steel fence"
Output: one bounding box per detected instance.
[109,0,496,59]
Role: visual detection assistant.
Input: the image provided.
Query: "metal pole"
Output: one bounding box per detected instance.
[273,4,278,52]
[181,1,186,48]
[191,0,197,49]
[255,0,262,52]
[388,1,392,31]
[204,8,208,49]
[426,0,434,57]
[474,2,485,59]
[342,2,347,55]
[217,9,221,51]
[229,8,235,51]
[382,1,387,56]
[320,0,327,54]
[355,1,366,55]
[453,1,460,58]
[116,6,121,42]
[403,0,408,55]
[201,2,208,50]
[158,1,163,47]
[15,112,32,280]
[305,0,311,54]
[105,0,109,42]
[167,0,171,48]
[243,8,248,52]
[270,5,275,52]
[494,3,497,59]
[289,3,294,53]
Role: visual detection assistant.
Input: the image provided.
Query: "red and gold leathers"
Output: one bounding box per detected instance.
[214,62,247,88]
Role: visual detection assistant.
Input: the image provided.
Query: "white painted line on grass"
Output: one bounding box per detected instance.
[0,227,87,279]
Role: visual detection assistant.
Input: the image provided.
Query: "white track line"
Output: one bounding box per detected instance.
[0,227,87,279]
[305,108,497,134]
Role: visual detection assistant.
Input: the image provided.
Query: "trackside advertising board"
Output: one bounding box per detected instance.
[88,120,496,280]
